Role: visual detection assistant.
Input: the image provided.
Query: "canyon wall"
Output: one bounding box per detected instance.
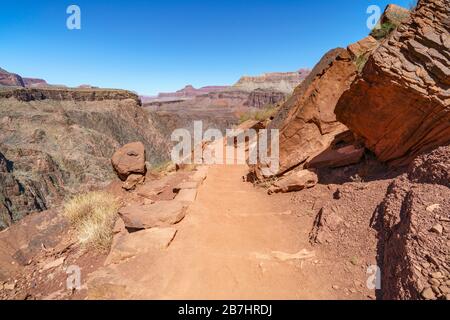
[0,87,170,229]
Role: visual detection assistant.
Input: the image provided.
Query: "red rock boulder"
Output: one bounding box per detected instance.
[265,48,358,176]
[111,142,147,181]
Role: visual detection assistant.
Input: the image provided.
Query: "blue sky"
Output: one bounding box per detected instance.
[0,0,412,95]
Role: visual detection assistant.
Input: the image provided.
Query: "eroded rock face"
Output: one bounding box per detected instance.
[377,178,450,300]
[380,4,411,26]
[336,0,450,166]
[376,144,450,300]
[408,144,450,188]
[246,89,288,109]
[267,48,358,175]
[347,36,379,60]
[0,149,64,230]
[0,70,24,87]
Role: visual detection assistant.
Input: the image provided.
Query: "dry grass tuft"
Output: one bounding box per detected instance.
[63,191,119,251]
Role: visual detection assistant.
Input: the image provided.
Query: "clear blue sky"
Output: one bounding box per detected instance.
[0,0,412,95]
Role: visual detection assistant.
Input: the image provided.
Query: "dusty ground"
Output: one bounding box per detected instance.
[1,151,446,300]
[85,163,384,300]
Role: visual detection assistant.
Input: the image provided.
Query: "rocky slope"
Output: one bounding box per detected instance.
[0,87,170,230]
[376,145,450,300]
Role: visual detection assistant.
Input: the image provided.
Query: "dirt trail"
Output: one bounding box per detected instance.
[88,163,345,299]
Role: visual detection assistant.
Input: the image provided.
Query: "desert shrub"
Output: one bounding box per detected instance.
[239,105,278,124]
[63,191,119,251]
[370,22,397,40]
[355,54,370,73]
[151,160,173,173]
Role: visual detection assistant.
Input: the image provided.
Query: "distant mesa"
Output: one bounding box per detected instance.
[78,84,99,89]
[22,78,48,88]
[0,67,96,90]
[158,84,230,99]
[233,69,310,93]
[144,68,310,103]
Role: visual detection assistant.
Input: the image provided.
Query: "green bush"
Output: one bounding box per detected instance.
[370,22,397,40]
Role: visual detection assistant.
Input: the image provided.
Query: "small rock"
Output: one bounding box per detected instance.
[429,278,440,286]
[421,287,436,300]
[439,286,449,294]
[431,286,440,295]
[430,224,443,235]
[42,257,65,271]
[3,282,16,291]
[430,271,444,279]
[332,285,340,290]
[426,204,440,212]
[367,294,376,300]
[122,174,145,191]
[333,189,341,200]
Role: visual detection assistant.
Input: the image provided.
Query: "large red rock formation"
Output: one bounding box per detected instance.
[335,0,450,166]
[267,48,358,175]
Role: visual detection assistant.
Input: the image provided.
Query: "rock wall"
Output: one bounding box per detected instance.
[246,89,288,109]
[335,0,450,166]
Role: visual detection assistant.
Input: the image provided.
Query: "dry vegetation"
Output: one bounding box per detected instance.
[238,105,278,124]
[63,191,120,251]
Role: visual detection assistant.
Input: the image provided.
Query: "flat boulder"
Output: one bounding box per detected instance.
[175,189,198,203]
[111,142,146,181]
[268,169,318,194]
[173,181,200,193]
[118,201,188,230]
[307,145,365,169]
[105,227,177,265]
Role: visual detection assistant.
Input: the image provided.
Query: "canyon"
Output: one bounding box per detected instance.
[0,0,449,301]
